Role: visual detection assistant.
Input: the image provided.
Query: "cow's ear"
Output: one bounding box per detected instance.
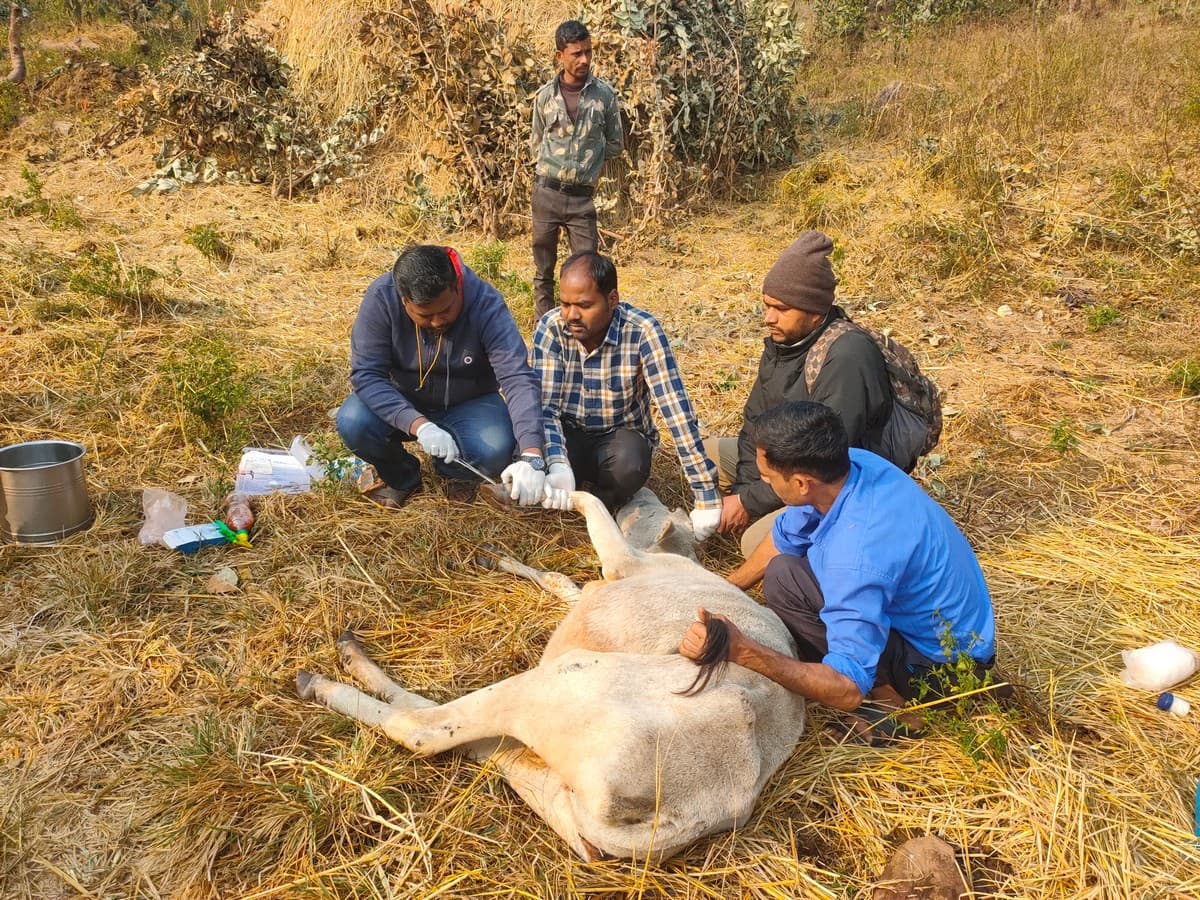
[654,518,677,545]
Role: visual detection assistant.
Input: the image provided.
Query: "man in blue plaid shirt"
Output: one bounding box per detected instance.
[531,251,722,541]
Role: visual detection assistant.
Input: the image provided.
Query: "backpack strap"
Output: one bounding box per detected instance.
[803,319,858,395]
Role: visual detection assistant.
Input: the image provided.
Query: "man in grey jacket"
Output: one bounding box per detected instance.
[336,245,547,508]
[530,19,623,320]
[707,231,894,554]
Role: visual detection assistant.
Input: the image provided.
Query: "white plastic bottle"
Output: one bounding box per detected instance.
[1156,692,1191,717]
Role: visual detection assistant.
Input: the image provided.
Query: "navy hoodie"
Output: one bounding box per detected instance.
[348,265,544,453]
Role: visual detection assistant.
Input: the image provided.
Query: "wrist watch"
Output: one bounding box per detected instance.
[520,453,546,472]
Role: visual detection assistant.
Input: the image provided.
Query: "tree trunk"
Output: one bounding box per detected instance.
[6,3,25,84]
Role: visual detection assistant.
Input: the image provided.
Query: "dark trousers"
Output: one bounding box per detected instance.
[335,392,517,491]
[763,554,952,702]
[532,184,599,320]
[563,425,652,513]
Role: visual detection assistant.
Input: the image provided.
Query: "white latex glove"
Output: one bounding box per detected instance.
[415,421,459,463]
[690,507,721,542]
[501,459,547,506]
[541,462,576,510]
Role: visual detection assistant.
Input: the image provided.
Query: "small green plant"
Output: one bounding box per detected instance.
[465,241,508,282]
[1085,302,1120,331]
[3,166,84,228]
[185,223,234,264]
[0,82,19,132]
[911,623,1014,768]
[67,246,166,313]
[161,331,251,431]
[1049,418,1079,454]
[497,271,532,302]
[1167,357,1200,396]
[1183,84,1200,123]
[300,431,359,487]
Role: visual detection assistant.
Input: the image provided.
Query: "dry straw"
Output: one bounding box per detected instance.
[2,2,1200,898]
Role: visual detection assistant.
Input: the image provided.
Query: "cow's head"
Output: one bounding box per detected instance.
[615,488,698,560]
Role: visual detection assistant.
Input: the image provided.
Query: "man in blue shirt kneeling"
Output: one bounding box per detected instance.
[679,400,996,742]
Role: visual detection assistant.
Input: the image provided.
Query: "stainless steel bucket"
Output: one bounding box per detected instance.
[0,440,94,544]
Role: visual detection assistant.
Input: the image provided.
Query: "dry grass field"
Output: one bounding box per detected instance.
[2,2,1199,897]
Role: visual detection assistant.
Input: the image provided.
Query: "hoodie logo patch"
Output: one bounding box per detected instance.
[463,355,473,365]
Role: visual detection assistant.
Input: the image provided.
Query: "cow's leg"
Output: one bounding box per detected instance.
[296,669,408,728]
[570,490,645,580]
[336,631,512,759]
[487,744,604,862]
[336,630,436,708]
[477,546,582,603]
[361,670,542,756]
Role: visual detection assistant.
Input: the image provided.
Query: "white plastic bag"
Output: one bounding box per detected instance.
[1118,639,1200,692]
[235,448,312,495]
[290,435,366,484]
[290,436,330,480]
[139,488,188,546]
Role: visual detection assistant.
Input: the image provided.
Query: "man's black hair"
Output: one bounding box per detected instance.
[555,20,590,51]
[392,245,457,305]
[560,251,618,295]
[751,401,851,484]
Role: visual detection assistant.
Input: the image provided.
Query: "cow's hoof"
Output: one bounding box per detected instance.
[296,670,316,700]
[480,483,515,511]
[578,835,609,862]
[475,543,504,570]
[569,490,602,514]
[337,629,360,648]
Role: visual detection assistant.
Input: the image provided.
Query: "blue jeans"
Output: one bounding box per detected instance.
[335,392,517,490]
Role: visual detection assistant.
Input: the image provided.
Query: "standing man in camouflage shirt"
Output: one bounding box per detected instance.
[530,19,624,320]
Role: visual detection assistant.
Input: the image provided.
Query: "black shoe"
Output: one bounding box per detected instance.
[363,482,421,510]
[440,478,478,503]
[823,707,924,747]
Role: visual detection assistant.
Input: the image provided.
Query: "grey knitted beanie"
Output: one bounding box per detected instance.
[761,231,837,315]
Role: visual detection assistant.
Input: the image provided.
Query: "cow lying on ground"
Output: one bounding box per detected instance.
[296,491,806,862]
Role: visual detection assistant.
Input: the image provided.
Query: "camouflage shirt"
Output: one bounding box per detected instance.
[531,74,623,187]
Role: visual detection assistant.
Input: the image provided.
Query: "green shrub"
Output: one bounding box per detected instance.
[161,331,251,428]
[2,166,84,229]
[1167,357,1200,396]
[465,241,507,282]
[1085,303,1120,331]
[815,0,1016,41]
[185,223,234,264]
[911,624,1015,768]
[1049,418,1079,454]
[67,246,167,312]
[813,0,869,41]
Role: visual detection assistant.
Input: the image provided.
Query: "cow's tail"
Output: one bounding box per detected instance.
[677,618,730,697]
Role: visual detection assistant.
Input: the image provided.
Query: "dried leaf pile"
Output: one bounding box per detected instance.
[356,0,544,235]
[102,1,806,230]
[583,0,808,230]
[101,13,387,196]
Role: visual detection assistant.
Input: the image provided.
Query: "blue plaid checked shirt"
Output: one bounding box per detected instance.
[532,302,720,510]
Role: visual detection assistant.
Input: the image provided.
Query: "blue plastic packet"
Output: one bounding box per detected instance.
[163,522,228,554]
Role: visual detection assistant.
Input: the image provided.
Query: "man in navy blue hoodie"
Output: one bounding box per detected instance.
[336,245,547,508]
